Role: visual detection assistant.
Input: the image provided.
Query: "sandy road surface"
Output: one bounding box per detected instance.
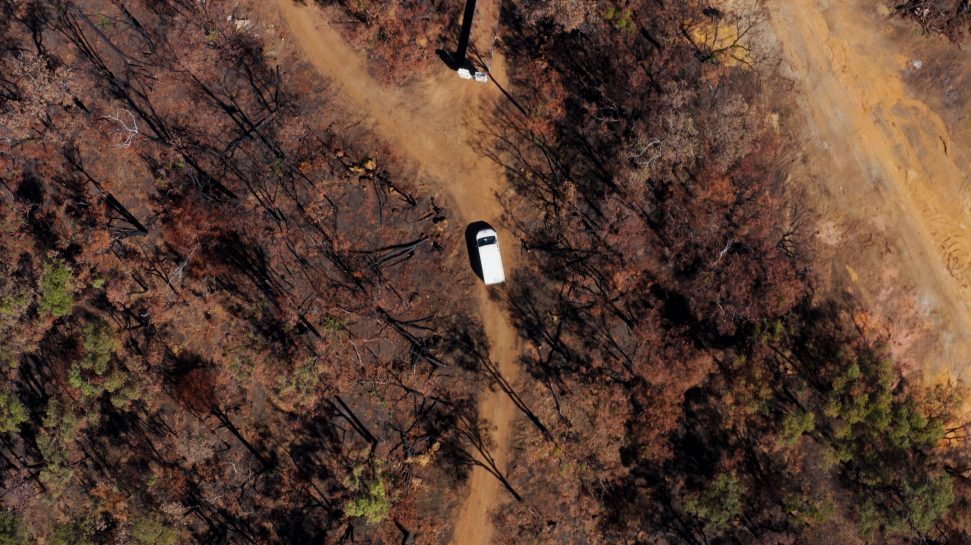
[768,0,971,385]
[272,1,518,543]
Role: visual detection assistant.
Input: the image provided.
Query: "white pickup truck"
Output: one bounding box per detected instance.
[475,228,505,285]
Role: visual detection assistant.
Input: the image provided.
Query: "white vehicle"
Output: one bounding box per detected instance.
[475,228,505,285]
[457,67,489,83]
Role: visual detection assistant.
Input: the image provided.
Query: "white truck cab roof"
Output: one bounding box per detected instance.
[475,228,505,285]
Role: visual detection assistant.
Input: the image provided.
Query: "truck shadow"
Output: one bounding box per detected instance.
[465,221,493,281]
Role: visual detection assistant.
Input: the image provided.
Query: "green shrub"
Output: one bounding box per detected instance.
[321,316,345,333]
[685,472,744,531]
[779,411,815,447]
[132,516,177,545]
[0,294,27,317]
[71,321,128,401]
[81,321,118,375]
[49,519,93,545]
[345,474,390,523]
[0,510,30,545]
[38,262,73,318]
[0,392,27,433]
[899,473,955,537]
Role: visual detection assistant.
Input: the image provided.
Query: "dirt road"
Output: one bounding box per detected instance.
[271,1,518,543]
[768,0,971,386]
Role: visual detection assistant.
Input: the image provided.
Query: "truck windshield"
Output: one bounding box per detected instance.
[477,236,497,247]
